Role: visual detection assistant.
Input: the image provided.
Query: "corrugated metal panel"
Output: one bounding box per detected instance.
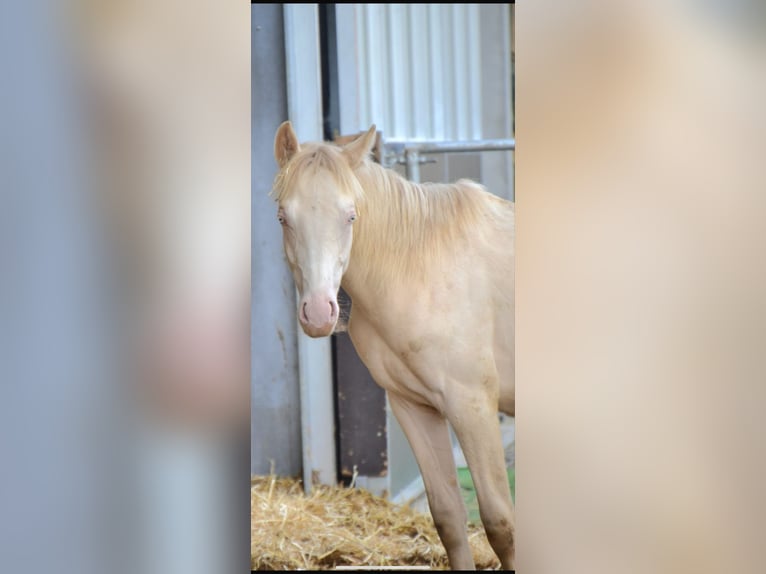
[355,4,483,141]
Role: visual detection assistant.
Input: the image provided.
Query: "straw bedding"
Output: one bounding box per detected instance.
[251,475,501,570]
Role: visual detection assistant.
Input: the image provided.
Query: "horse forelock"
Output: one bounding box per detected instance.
[271,143,364,204]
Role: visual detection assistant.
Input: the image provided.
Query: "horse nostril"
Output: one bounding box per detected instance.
[329,300,337,319]
[300,301,309,324]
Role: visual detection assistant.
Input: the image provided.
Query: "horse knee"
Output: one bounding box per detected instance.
[430,504,468,548]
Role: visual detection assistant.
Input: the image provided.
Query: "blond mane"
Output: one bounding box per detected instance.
[351,157,513,292]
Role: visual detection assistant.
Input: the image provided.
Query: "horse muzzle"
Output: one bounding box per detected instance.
[298,293,338,338]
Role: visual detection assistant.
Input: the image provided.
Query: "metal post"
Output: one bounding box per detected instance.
[251,4,302,477]
[284,3,337,491]
[405,148,421,184]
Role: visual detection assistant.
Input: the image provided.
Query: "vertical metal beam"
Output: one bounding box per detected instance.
[283,3,337,490]
[251,4,302,477]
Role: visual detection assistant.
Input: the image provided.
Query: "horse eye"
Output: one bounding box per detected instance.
[347,214,356,224]
[278,215,285,225]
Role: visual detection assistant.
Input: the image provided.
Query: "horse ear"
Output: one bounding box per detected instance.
[274,121,300,168]
[343,124,377,168]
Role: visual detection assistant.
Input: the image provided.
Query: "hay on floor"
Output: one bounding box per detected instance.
[251,475,501,571]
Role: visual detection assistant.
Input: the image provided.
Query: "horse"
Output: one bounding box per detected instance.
[271,121,515,570]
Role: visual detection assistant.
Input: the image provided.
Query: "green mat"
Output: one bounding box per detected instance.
[457,467,515,525]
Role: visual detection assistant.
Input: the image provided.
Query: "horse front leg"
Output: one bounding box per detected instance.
[446,384,515,570]
[387,392,475,570]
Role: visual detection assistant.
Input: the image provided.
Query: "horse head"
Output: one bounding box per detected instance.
[272,121,376,337]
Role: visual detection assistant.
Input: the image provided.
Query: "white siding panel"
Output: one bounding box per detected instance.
[452,5,467,139]
[440,7,456,139]
[356,4,365,123]
[467,4,482,140]
[336,4,360,133]
[426,5,445,141]
[387,4,408,137]
[351,4,484,141]
[408,4,431,139]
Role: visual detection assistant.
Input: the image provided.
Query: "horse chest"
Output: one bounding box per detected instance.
[348,316,448,411]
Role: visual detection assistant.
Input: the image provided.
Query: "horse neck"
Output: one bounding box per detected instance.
[340,161,443,308]
[344,161,475,312]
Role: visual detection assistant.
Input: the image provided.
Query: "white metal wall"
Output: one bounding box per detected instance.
[344,4,484,141]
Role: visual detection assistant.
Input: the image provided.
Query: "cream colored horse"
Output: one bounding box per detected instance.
[272,122,515,570]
